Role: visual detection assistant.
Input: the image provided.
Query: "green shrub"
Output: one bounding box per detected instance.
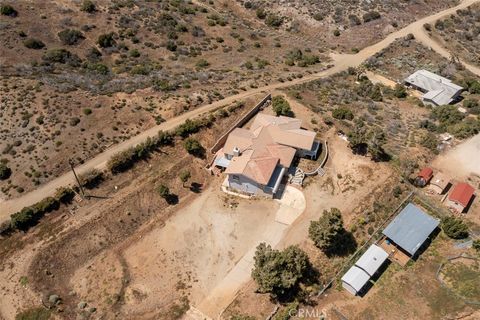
[79,169,103,189]
[80,0,96,13]
[256,8,266,19]
[1,4,17,16]
[42,49,81,66]
[393,84,408,98]
[55,187,75,204]
[97,33,115,48]
[196,59,209,68]
[23,38,45,49]
[442,216,468,239]
[473,239,480,252]
[333,29,340,37]
[363,11,381,23]
[157,184,170,199]
[183,138,204,157]
[332,107,354,120]
[58,29,84,45]
[265,13,283,27]
[272,96,293,117]
[0,163,12,180]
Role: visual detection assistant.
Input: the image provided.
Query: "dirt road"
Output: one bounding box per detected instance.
[1,0,478,222]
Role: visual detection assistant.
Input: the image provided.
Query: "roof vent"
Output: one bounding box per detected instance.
[233,146,240,157]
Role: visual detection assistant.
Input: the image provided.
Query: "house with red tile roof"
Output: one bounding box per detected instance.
[415,167,433,187]
[447,182,475,213]
[213,113,320,197]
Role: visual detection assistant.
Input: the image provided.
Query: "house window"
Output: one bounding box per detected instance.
[232,175,239,181]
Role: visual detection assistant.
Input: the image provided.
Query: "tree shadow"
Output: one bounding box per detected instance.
[325,230,358,257]
[189,182,203,193]
[165,193,179,205]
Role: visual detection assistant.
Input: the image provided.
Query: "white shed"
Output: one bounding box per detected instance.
[341,244,389,296]
[341,266,370,296]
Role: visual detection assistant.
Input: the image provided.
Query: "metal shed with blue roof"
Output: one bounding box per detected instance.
[382,203,440,256]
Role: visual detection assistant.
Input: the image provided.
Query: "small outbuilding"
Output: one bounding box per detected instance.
[447,182,475,213]
[415,167,433,187]
[341,244,389,296]
[428,172,450,195]
[382,203,439,259]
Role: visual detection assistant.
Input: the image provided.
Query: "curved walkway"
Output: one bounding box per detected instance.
[1,0,478,222]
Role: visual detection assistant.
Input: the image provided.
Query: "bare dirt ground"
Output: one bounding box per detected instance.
[121,187,280,317]
[432,134,480,179]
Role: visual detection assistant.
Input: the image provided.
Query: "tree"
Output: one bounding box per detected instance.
[157,184,170,199]
[81,0,96,13]
[10,207,35,231]
[442,216,468,239]
[367,128,388,161]
[183,138,204,157]
[179,170,191,187]
[393,84,408,98]
[308,208,345,253]
[347,121,368,155]
[0,163,12,180]
[251,243,312,299]
[271,96,293,117]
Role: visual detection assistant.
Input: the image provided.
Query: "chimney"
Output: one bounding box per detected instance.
[233,147,240,157]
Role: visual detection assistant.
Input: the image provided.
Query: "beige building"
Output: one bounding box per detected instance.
[213,113,320,197]
[428,172,450,195]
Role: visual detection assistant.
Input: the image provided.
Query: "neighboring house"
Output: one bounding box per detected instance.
[213,113,320,197]
[447,182,475,213]
[341,244,389,296]
[415,167,433,187]
[380,203,439,266]
[428,172,450,195]
[404,70,463,106]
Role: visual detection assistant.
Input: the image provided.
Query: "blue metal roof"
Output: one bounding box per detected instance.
[382,203,439,256]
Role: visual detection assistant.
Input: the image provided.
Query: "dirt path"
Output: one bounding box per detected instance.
[1,0,478,223]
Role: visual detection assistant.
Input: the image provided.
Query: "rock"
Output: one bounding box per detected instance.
[78,301,87,309]
[49,294,60,304]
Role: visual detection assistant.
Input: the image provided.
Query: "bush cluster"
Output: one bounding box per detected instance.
[174,117,214,138]
[107,131,173,174]
[271,96,293,117]
[332,107,354,120]
[10,187,74,231]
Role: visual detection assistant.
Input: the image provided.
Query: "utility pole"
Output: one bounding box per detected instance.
[69,159,85,199]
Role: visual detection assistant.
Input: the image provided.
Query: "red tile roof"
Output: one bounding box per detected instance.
[417,167,433,181]
[449,183,475,208]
